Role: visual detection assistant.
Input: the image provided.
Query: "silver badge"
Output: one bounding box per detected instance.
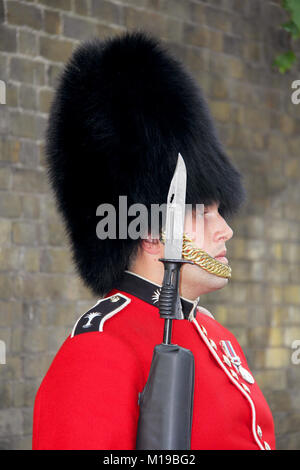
[152,288,161,304]
[82,312,101,328]
[238,365,255,384]
[220,340,255,385]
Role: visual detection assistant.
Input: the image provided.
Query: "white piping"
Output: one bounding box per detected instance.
[71,293,131,338]
[71,298,102,338]
[191,317,266,451]
[125,270,162,288]
[99,294,131,332]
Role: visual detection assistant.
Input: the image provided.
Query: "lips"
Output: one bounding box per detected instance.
[215,250,228,264]
[215,256,228,264]
[216,250,226,258]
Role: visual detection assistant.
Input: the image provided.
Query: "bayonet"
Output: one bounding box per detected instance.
[159,153,192,327]
[164,153,187,259]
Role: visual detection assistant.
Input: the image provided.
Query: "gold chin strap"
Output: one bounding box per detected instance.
[182,233,231,279]
[160,232,231,279]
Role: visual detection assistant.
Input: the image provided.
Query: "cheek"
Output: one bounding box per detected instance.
[197,219,211,251]
[184,215,206,248]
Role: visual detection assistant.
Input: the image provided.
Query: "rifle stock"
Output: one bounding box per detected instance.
[136,343,195,450]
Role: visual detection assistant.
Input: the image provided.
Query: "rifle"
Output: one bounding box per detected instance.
[136,154,195,450]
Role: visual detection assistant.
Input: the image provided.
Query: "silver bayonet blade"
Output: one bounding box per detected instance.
[164,153,187,259]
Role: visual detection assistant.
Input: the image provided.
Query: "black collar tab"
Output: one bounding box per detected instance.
[115,271,198,320]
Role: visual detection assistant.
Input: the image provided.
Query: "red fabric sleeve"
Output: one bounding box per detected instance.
[32,332,143,450]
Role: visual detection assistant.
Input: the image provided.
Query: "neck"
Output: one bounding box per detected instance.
[116,271,215,320]
[129,254,203,302]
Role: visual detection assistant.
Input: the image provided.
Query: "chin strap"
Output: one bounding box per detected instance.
[160,232,232,279]
[182,233,231,279]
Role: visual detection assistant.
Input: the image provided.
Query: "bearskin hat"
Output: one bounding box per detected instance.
[45,29,246,296]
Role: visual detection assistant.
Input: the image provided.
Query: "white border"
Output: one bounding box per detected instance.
[71,293,131,338]
[192,317,266,450]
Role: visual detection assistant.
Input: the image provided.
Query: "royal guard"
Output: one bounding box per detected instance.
[32,30,276,450]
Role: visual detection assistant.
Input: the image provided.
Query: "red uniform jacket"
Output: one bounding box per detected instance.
[32,271,276,450]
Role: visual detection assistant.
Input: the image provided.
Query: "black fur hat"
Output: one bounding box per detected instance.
[45,30,246,296]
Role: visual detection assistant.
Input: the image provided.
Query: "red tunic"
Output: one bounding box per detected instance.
[32,272,276,450]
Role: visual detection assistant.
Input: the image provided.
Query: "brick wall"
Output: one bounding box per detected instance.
[0,0,300,450]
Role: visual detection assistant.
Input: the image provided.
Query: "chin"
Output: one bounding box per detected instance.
[181,264,229,298]
[212,276,229,290]
[197,277,228,296]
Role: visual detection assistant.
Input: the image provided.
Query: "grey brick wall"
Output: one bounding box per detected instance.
[0,0,299,450]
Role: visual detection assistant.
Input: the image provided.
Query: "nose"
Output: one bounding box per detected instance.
[214,215,233,243]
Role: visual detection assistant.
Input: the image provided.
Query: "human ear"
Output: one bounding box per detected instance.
[141,237,161,255]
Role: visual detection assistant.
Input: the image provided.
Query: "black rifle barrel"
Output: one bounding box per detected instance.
[136,258,195,450]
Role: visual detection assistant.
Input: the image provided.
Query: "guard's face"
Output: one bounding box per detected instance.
[187,202,233,260]
[179,202,234,299]
[137,201,234,300]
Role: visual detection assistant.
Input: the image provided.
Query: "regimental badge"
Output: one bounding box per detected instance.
[151,288,161,304]
[82,312,102,328]
[71,293,131,337]
[220,340,255,384]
